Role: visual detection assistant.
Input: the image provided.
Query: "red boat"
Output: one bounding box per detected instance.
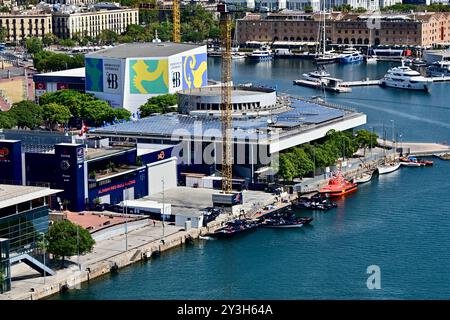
[319,172,358,197]
[400,156,433,166]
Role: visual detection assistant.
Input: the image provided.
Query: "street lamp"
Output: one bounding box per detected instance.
[161,177,165,238]
[390,120,395,160]
[76,224,80,271]
[123,189,128,252]
[40,232,46,284]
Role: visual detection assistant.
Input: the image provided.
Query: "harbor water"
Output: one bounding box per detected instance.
[54,59,450,299]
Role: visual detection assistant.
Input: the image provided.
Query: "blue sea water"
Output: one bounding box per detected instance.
[53,58,450,300]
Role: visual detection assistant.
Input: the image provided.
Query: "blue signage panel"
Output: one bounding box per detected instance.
[54,144,85,211]
[0,140,22,184]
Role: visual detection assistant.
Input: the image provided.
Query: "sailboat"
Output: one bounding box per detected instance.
[314,8,338,65]
[378,123,401,175]
[231,21,245,60]
[365,29,378,64]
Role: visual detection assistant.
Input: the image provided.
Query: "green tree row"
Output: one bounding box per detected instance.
[0,90,131,130]
[381,4,450,13]
[278,129,378,181]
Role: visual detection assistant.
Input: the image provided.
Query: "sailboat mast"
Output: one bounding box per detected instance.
[323,7,326,55]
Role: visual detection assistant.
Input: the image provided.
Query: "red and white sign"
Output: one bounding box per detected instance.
[57,83,69,90]
[35,82,46,90]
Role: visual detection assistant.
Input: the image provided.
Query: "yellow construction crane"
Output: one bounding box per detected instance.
[139,1,180,43]
[218,3,233,194]
[172,0,180,43]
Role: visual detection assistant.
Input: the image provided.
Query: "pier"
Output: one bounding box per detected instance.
[379,139,450,156]
[293,79,352,93]
[342,79,381,87]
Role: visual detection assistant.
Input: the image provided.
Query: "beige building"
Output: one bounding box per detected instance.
[52,8,139,39]
[0,13,53,43]
[237,11,450,47]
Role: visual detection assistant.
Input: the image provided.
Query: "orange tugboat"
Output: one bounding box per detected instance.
[319,171,358,197]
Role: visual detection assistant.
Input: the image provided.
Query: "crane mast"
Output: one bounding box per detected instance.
[173,0,181,43]
[219,5,233,194]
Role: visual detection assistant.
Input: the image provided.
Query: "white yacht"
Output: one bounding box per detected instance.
[247,45,272,62]
[338,47,364,64]
[380,63,432,91]
[302,67,331,84]
[427,61,450,77]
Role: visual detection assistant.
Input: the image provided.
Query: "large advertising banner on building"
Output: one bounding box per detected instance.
[182,53,207,90]
[103,59,124,94]
[85,58,104,92]
[129,59,169,94]
[168,56,183,93]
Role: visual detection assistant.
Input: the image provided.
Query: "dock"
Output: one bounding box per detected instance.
[378,139,450,156]
[342,79,381,87]
[429,76,450,82]
[293,79,352,93]
[251,202,291,220]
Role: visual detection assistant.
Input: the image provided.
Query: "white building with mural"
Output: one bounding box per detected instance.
[85,42,208,114]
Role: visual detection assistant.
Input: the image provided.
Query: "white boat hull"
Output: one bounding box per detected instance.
[353,174,373,184]
[400,162,423,167]
[378,163,401,174]
[380,79,430,91]
[263,224,304,228]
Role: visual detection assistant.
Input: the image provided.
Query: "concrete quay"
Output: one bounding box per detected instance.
[0,213,247,300]
[378,139,450,156]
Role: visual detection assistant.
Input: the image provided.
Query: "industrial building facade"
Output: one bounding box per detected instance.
[0,135,178,212]
[237,11,450,47]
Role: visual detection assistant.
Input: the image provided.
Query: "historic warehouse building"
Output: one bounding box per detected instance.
[237,11,450,47]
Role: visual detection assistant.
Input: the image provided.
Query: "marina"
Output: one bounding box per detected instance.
[3,54,450,301]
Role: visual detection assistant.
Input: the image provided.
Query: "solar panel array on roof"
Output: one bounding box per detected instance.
[92,98,345,140]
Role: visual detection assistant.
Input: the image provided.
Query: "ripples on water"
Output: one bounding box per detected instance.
[54,60,450,300]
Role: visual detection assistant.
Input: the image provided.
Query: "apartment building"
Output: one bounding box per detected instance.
[52,7,139,39]
[0,13,53,43]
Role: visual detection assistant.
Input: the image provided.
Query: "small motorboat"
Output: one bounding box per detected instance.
[262,217,304,228]
[319,171,358,197]
[293,193,337,210]
[400,156,433,167]
[377,162,401,174]
[352,172,373,184]
[208,219,259,238]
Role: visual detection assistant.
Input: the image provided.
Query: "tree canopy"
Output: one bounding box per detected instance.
[0,112,17,129]
[139,93,177,118]
[25,37,43,54]
[33,50,84,72]
[8,101,43,129]
[39,90,131,127]
[277,129,378,182]
[42,103,72,130]
[46,220,95,266]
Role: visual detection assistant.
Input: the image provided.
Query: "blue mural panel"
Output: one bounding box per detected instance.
[182,53,207,89]
[85,58,103,92]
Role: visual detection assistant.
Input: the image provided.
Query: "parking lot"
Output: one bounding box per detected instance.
[144,186,276,217]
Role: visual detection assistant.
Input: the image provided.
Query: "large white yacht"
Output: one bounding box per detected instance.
[247,45,273,62]
[302,67,331,84]
[338,47,364,64]
[380,63,432,91]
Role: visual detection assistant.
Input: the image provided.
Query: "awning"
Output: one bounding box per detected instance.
[273,41,318,46]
